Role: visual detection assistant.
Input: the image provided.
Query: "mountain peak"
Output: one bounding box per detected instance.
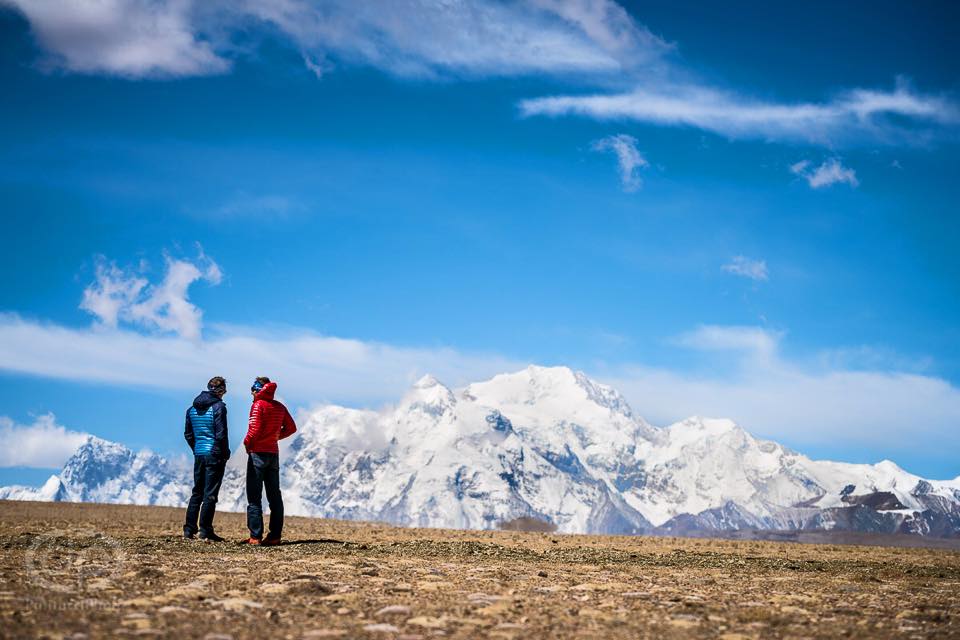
[61,436,135,488]
[413,374,443,389]
[524,363,575,378]
[400,374,456,418]
[471,365,633,413]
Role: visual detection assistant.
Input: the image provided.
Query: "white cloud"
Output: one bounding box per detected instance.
[0,414,90,468]
[6,250,960,469]
[674,324,780,359]
[0,0,229,77]
[5,0,668,79]
[602,326,960,465]
[7,1,955,151]
[790,158,859,189]
[238,0,670,78]
[519,82,959,146]
[722,255,768,281]
[525,0,671,66]
[0,313,523,408]
[591,133,648,191]
[1,313,958,467]
[80,252,222,340]
[79,260,148,329]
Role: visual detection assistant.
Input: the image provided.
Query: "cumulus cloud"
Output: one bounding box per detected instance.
[80,252,222,340]
[790,158,859,189]
[722,256,768,281]
[0,414,90,468]
[591,133,647,191]
[520,82,959,146]
[0,0,229,77]
[4,0,668,79]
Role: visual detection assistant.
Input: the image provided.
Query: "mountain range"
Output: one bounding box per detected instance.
[3,366,959,537]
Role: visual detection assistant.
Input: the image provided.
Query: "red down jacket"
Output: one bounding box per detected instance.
[243,382,297,454]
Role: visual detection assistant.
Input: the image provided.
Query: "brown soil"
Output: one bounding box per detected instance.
[1,500,959,639]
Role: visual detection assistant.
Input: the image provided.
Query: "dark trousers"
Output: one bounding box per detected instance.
[184,454,226,537]
[246,452,283,540]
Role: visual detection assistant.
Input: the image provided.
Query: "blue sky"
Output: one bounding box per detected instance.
[1,0,958,484]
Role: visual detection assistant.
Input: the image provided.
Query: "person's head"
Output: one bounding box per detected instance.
[207,376,227,398]
[251,376,271,397]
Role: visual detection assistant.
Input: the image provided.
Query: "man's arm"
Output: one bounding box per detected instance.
[184,408,195,452]
[243,402,262,451]
[278,405,297,441]
[212,402,230,460]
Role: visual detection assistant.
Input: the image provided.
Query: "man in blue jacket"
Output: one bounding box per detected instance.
[183,376,230,542]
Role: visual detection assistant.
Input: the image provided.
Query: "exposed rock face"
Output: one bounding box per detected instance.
[3,366,959,538]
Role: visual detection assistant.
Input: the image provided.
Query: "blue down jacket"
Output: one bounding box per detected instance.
[184,391,229,460]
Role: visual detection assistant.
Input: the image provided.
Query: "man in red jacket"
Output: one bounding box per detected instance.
[243,376,297,545]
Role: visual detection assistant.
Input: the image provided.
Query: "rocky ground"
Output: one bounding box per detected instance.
[1,501,959,639]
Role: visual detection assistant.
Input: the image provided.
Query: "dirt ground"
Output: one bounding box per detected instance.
[1,501,958,639]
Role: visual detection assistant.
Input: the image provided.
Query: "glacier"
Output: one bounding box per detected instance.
[3,365,959,537]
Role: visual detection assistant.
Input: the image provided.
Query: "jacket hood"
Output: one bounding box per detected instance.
[254,381,278,401]
[193,390,222,411]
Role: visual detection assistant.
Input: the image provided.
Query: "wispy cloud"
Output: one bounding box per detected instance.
[674,324,780,359]
[80,251,222,340]
[214,193,304,218]
[0,414,89,468]
[3,0,669,79]
[6,1,955,151]
[789,158,859,189]
[0,313,523,408]
[591,134,647,192]
[520,82,959,146]
[722,256,768,281]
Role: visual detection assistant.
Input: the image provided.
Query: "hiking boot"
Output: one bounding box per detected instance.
[199,532,225,543]
[183,532,196,540]
[245,537,262,545]
[262,536,282,547]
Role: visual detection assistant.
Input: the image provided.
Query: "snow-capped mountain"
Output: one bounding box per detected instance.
[4,366,959,537]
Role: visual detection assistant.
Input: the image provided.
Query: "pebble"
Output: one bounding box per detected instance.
[494,622,525,629]
[406,616,446,629]
[157,606,188,614]
[214,598,263,612]
[260,583,289,595]
[363,623,401,633]
[376,605,412,617]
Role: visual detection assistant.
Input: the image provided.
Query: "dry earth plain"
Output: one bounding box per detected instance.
[1,501,959,639]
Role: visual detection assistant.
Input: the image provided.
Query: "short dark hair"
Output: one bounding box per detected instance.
[255,376,271,386]
[207,376,227,394]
